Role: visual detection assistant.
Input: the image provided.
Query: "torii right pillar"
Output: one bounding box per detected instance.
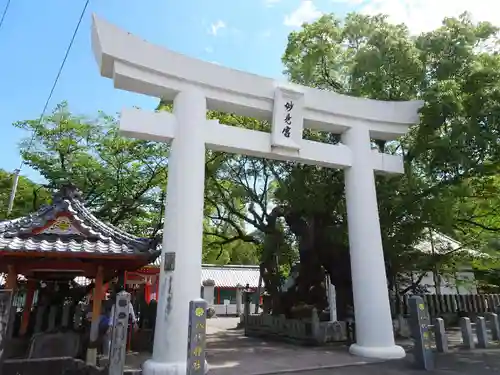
[342,124,404,359]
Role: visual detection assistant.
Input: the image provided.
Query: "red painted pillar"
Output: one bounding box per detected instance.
[144,282,152,304]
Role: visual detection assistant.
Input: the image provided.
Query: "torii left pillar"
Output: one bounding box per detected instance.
[142,88,207,375]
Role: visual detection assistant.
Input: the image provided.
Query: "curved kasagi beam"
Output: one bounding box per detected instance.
[91,14,423,140]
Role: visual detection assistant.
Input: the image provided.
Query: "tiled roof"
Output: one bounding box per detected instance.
[147,257,260,288]
[201,264,260,288]
[0,185,158,258]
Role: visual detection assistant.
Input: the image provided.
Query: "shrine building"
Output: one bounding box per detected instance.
[0,184,158,361]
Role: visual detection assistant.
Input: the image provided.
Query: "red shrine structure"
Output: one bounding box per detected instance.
[0,185,159,353]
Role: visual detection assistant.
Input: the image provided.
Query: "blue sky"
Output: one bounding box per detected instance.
[0,0,495,183]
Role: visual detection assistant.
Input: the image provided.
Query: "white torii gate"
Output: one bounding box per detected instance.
[91,14,423,374]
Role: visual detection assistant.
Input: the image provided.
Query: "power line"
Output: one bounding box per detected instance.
[7,0,91,216]
[0,0,11,32]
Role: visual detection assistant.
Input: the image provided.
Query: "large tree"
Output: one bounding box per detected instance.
[273,12,500,314]
[196,12,500,317]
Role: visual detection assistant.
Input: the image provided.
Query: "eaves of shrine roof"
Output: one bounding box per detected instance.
[0,184,159,258]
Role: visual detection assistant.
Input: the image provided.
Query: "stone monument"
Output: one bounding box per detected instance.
[109,291,131,375]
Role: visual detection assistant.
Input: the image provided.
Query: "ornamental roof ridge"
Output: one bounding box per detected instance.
[0,184,157,257]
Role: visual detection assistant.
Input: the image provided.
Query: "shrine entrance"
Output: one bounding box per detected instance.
[91,14,423,375]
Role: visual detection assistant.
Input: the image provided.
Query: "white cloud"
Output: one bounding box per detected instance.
[205,46,214,53]
[334,0,500,34]
[209,20,226,36]
[284,1,323,27]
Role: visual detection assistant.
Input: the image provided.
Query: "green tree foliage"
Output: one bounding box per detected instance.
[14,101,261,265]
[0,169,51,220]
[14,102,170,237]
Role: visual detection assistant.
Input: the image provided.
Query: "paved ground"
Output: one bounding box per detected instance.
[278,350,500,374]
[206,324,374,375]
[124,317,500,375]
[124,317,373,375]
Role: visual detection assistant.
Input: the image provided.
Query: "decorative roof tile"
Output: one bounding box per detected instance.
[0,184,158,258]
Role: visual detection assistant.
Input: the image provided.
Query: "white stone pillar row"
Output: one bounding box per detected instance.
[342,124,405,360]
[143,88,207,375]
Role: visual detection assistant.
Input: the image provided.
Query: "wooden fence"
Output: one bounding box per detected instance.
[398,294,500,317]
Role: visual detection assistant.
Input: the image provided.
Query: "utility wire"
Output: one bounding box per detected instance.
[7,0,91,216]
[0,0,11,32]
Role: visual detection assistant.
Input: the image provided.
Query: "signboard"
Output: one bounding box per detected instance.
[223,299,230,306]
[0,289,13,366]
[164,252,176,271]
[271,86,304,151]
[187,299,208,375]
[408,296,434,370]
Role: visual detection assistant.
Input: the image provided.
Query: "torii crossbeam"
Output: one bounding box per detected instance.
[91,14,423,375]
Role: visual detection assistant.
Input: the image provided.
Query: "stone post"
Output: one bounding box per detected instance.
[48,305,58,331]
[408,296,434,370]
[108,291,131,375]
[433,318,448,353]
[187,299,208,375]
[73,305,83,330]
[142,89,207,375]
[235,284,243,316]
[34,305,47,334]
[202,279,215,306]
[243,285,252,334]
[311,307,320,343]
[327,280,337,322]
[488,313,500,341]
[476,316,488,349]
[460,317,474,349]
[61,303,71,328]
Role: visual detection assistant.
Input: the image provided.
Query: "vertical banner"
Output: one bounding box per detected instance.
[187,299,208,375]
[271,86,304,151]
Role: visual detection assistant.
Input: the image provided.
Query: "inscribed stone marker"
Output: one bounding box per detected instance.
[109,291,131,375]
[187,299,208,375]
[408,296,434,370]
